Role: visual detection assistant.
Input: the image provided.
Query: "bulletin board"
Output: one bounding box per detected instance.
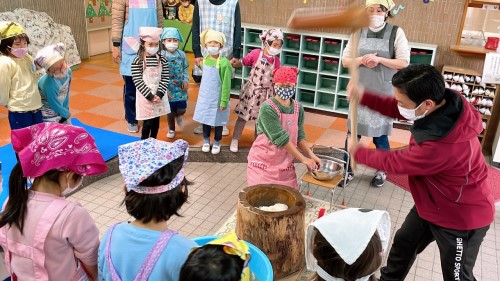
[85,0,112,31]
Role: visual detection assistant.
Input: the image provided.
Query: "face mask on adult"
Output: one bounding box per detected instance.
[397,102,428,121]
[207,46,220,55]
[145,46,159,55]
[62,174,83,197]
[164,42,179,52]
[9,46,29,58]
[369,15,386,28]
[274,86,296,100]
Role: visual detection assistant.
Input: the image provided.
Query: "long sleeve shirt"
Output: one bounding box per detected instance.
[242,48,281,68]
[256,97,306,147]
[38,69,72,120]
[0,55,42,112]
[192,0,242,59]
[201,56,231,107]
[131,54,170,101]
[178,4,194,23]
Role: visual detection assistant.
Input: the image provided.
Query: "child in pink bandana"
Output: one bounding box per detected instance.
[247,66,321,189]
[0,122,108,280]
[98,138,197,281]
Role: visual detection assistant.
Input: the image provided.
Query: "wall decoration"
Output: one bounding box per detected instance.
[393,4,405,15]
[86,3,97,23]
[86,0,112,30]
[98,0,111,21]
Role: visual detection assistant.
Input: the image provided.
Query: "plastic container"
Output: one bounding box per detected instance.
[193,236,273,281]
[321,77,337,89]
[301,73,317,86]
[303,55,319,69]
[284,53,299,67]
[322,58,339,72]
[324,39,341,54]
[285,34,301,50]
[305,36,320,52]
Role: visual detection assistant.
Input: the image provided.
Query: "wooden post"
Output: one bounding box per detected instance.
[236,184,306,279]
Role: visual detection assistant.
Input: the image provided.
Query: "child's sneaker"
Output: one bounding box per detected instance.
[338,172,354,188]
[371,171,387,187]
[167,130,175,139]
[176,116,184,127]
[211,143,221,154]
[202,143,210,153]
[222,126,230,136]
[230,139,238,153]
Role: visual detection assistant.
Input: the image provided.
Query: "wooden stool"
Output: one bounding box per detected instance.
[300,172,343,210]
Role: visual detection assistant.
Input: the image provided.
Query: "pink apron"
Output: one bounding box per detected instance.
[247,99,300,189]
[235,51,276,121]
[0,198,90,281]
[105,222,177,281]
[136,55,171,121]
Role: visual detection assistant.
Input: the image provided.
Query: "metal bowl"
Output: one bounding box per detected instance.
[311,158,343,181]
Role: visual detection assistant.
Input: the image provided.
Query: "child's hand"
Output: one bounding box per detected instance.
[194,57,203,67]
[153,95,161,103]
[219,106,226,111]
[182,82,189,91]
[168,92,174,99]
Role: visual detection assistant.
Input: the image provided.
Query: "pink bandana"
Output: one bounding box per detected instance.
[274,66,298,84]
[11,123,108,178]
[118,139,189,194]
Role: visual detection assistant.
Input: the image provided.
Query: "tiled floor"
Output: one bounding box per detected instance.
[0,54,499,280]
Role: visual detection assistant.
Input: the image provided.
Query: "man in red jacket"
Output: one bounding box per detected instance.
[348,64,495,281]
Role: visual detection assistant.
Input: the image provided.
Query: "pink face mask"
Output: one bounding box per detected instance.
[9,46,29,58]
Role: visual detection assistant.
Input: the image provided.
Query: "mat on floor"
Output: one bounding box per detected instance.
[0,118,139,206]
[387,166,500,202]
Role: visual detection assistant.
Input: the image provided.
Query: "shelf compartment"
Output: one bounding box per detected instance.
[410,48,433,64]
[322,38,342,56]
[299,72,317,90]
[301,54,319,70]
[246,29,263,45]
[317,92,335,110]
[297,89,315,108]
[335,96,349,113]
[318,76,337,93]
[234,67,243,78]
[283,52,299,67]
[320,57,339,73]
[231,78,243,92]
[284,33,301,51]
[302,36,321,52]
[338,77,350,92]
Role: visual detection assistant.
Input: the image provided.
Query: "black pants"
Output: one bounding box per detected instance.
[203,124,222,142]
[122,75,137,124]
[141,117,160,139]
[167,108,186,131]
[381,206,489,281]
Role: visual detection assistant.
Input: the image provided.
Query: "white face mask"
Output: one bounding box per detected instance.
[62,174,83,197]
[53,68,69,80]
[397,102,428,121]
[164,42,179,52]
[369,15,386,28]
[145,46,159,55]
[268,46,281,56]
[207,46,220,55]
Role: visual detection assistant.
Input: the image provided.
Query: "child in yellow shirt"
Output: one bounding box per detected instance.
[178,0,194,24]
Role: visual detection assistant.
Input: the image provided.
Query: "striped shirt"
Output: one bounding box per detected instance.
[131,54,170,101]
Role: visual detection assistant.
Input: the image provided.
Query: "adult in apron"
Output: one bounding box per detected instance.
[1,199,91,281]
[135,55,170,140]
[104,223,177,281]
[193,56,230,128]
[247,99,300,189]
[113,0,161,131]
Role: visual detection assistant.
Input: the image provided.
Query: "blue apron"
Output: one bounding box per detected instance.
[120,0,159,76]
[193,56,230,126]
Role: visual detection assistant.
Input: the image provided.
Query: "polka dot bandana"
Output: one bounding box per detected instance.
[273,66,298,84]
[11,123,107,178]
[118,138,189,194]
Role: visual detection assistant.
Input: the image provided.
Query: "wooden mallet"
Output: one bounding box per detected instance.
[287,3,369,171]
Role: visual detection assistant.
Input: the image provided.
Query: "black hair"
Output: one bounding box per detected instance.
[313,229,382,281]
[379,4,394,18]
[137,39,146,62]
[122,156,190,223]
[179,244,245,281]
[0,33,30,56]
[0,163,81,234]
[391,64,446,105]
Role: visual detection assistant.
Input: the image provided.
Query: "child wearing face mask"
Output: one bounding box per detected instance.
[132,26,171,140]
[178,0,194,24]
[161,27,189,139]
[35,43,72,124]
[0,21,43,131]
[246,66,321,189]
[193,29,232,155]
[340,0,410,188]
[231,28,283,153]
[0,122,108,280]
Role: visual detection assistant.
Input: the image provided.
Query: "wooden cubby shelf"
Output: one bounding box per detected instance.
[233,23,438,115]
